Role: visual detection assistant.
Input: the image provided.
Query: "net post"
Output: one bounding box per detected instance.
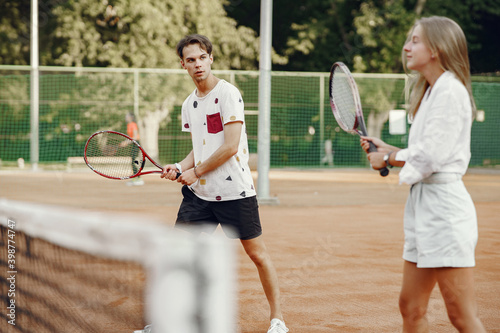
[30,0,39,171]
[257,0,279,205]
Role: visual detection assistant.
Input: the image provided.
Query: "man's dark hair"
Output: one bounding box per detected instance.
[176,34,213,59]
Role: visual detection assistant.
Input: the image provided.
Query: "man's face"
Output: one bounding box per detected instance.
[180,43,213,82]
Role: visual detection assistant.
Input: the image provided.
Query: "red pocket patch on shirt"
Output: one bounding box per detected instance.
[206,113,223,134]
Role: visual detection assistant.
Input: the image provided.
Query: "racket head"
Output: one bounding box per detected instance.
[329,62,367,136]
[329,62,389,177]
[84,130,145,180]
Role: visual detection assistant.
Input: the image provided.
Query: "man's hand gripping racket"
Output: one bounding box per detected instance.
[329,62,389,177]
[84,130,181,180]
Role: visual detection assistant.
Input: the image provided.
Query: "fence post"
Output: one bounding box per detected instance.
[257,0,279,205]
[134,69,139,118]
[30,0,39,171]
[319,75,325,165]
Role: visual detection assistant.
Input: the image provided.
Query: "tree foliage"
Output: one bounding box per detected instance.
[225,0,500,74]
[2,0,498,73]
[352,1,416,73]
[0,1,31,65]
[0,0,262,70]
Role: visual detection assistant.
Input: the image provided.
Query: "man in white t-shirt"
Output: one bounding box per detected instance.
[161,34,289,333]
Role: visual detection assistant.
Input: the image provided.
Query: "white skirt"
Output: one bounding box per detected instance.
[402,173,478,268]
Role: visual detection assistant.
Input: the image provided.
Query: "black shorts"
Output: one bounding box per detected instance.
[175,185,262,240]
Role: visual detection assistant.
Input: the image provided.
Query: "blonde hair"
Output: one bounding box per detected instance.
[402,16,476,119]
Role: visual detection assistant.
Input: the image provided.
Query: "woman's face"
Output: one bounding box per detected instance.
[403,24,434,72]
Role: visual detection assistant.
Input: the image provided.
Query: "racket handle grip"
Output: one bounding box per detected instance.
[175,172,181,179]
[367,141,390,177]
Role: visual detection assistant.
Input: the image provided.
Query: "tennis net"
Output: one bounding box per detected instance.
[0,199,236,333]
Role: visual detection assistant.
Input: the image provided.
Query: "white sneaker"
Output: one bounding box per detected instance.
[127,178,144,186]
[133,324,152,333]
[267,318,289,333]
[133,178,144,186]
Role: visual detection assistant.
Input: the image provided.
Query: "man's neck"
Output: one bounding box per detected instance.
[195,74,220,97]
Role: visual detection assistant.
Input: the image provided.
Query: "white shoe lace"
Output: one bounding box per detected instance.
[267,319,289,333]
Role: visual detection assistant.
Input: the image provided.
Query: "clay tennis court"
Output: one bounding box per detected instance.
[2,168,499,332]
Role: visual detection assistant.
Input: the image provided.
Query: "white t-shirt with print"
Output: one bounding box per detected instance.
[181,80,256,201]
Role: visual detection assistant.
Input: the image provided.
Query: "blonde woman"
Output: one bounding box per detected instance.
[361,16,486,332]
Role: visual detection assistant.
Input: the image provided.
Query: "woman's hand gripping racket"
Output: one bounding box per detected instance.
[329,62,389,177]
[84,130,181,180]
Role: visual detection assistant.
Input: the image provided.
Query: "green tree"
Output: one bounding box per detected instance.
[225,0,500,74]
[277,0,362,72]
[45,0,260,69]
[1,0,266,161]
[0,1,31,65]
[352,1,415,73]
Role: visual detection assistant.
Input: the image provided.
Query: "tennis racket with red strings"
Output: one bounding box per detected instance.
[84,130,180,180]
[329,62,389,177]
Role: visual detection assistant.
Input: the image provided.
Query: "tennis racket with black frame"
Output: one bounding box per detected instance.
[84,130,180,180]
[329,62,389,177]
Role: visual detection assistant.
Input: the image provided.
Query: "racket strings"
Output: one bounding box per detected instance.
[85,132,144,178]
[331,68,357,131]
